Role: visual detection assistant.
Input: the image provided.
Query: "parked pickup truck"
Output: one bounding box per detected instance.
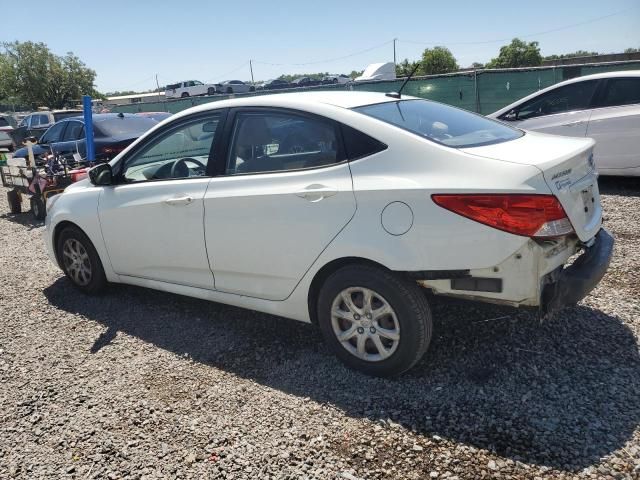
[165,80,217,98]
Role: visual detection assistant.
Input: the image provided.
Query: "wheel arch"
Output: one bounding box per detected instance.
[52,220,95,269]
[307,256,392,325]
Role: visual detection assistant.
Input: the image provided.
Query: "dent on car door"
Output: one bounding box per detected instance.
[586,77,640,171]
[98,112,226,289]
[203,109,357,301]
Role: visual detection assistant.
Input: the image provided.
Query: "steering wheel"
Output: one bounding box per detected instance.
[170,157,206,178]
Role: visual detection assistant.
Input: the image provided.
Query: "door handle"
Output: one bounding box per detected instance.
[294,184,338,202]
[164,195,193,206]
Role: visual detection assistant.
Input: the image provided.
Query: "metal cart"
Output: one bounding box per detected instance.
[1,152,87,220]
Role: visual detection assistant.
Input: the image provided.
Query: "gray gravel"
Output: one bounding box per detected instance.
[1,177,640,479]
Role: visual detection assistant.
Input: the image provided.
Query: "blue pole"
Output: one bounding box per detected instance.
[82,95,95,164]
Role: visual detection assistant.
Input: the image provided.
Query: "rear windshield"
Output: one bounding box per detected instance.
[353,99,523,148]
[53,111,82,122]
[94,116,158,138]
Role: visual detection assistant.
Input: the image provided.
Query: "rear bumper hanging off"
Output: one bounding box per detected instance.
[541,228,614,315]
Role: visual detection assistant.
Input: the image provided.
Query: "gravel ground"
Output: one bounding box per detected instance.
[1,177,639,480]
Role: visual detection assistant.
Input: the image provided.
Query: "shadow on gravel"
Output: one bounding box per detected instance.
[0,212,43,230]
[598,175,640,197]
[44,278,640,471]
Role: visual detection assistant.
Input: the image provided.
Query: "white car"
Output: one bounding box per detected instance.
[489,71,640,176]
[354,62,397,82]
[214,80,255,95]
[44,91,613,376]
[165,80,217,98]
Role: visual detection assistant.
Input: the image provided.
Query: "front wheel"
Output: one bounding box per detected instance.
[317,264,432,377]
[57,226,107,294]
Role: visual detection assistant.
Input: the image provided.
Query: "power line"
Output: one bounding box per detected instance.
[400,7,636,46]
[253,39,393,67]
[204,61,250,83]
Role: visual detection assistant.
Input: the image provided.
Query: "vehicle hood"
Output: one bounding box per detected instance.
[462,131,601,242]
[65,177,92,192]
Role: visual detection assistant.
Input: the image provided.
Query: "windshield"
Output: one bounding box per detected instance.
[354,99,523,148]
[94,116,158,138]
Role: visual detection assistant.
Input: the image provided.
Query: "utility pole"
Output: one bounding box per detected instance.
[393,38,397,66]
[249,60,255,85]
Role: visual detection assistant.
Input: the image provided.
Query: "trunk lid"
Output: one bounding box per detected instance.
[461,131,601,242]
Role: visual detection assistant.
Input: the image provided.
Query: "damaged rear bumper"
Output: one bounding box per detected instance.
[540,228,614,314]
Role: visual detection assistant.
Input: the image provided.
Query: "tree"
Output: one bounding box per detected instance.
[544,50,598,60]
[396,58,421,77]
[486,38,542,68]
[421,46,458,75]
[0,41,100,108]
[625,47,639,54]
[349,70,363,79]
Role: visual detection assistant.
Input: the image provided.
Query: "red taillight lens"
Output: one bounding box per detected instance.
[431,194,574,238]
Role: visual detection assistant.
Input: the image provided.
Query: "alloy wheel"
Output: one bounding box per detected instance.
[62,238,92,286]
[331,287,400,362]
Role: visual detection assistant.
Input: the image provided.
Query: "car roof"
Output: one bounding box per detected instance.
[59,113,146,123]
[491,70,640,116]
[174,91,401,120]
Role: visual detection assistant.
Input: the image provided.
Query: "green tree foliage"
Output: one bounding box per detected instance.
[0,41,101,108]
[421,46,458,75]
[349,70,363,79]
[277,72,329,82]
[396,58,421,77]
[486,38,542,68]
[624,47,639,54]
[544,50,599,60]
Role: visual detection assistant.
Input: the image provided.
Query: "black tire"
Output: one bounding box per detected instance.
[207,87,216,95]
[30,195,46,220]
[181,92,189,98]
[56,225,107,294]
[226,87,233,94]
[7,189,21,214]
[317,264,432,377]
[249,86,255,92]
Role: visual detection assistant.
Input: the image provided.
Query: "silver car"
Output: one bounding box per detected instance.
[489,71,640,176]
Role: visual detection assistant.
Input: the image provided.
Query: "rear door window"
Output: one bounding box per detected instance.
[40,122,67,144]
[62,121,84,141]
[341,125,387,160]
[596,78,640,108]
[226,111,341,174]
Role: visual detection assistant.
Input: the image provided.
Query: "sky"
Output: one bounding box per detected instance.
[3,0,639,93]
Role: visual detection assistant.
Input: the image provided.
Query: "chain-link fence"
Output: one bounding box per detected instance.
[110,60,640,116]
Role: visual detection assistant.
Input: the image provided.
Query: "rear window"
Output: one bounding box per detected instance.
[94,116,158,137]
[354,99,523,148]
[53,111,82,122]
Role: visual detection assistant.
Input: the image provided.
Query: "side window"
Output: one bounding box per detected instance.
[227,111,340,175]
[29,115,40,127]
[40,122,67,144]
[122,114,221,182]
[514,80,599,120]
[38,114,51,126]
[597,78,640,108]
[341,125,387,160]
[62,121,84,141]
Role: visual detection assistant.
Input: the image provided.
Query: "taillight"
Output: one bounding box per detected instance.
[431,194,574,238]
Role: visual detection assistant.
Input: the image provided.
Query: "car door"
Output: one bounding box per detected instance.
[203,108,357,300]
[98,111,227,289]
[586,76,640,172]
[39,121,68,155]
[502,79,600,137]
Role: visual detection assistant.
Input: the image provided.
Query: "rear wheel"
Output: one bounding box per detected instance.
[317,264,432,377]
[7,189,21,214]
[181,92,189,98]
[207,87,216,95]
[56,226,107,294]
[30,195,46,220]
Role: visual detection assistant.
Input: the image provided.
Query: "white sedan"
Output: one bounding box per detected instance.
[489,71,640,176]
[44,91,613,376]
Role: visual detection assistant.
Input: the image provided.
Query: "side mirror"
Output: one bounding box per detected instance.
[89,162,113,186]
